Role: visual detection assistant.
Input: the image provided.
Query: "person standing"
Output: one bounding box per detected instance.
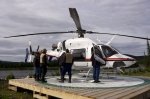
[33,52,40,81]
[40,49,48,82]
[60,49,74,83]
[91,47,105,83]
[58,51,66,81]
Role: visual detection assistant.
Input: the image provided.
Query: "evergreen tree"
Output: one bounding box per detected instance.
[147,39,150,56]
[146,39,150,66]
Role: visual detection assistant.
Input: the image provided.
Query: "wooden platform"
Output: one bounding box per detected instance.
[8,77,150,99]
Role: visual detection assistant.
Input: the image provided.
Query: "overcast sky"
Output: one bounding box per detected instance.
[0,0,150,62]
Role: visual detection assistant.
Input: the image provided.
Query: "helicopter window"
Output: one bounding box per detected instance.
[57,49,60,51]
[101,45,118,57]
[71,49,86,61]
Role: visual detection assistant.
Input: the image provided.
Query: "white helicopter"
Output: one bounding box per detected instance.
[4,8,150,70]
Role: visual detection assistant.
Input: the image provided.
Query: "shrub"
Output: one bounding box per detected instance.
[6,73,15,80]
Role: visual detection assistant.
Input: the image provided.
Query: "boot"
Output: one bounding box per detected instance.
[36,75,40,81]
[34,73,36,80]
[41,74,47,83]
[68,75,71,83]
[41,78,47,83]
[59,76,64,83]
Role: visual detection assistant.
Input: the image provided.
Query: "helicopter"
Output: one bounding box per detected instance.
[4,8,150,69]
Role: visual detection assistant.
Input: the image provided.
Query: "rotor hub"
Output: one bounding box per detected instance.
[76,29,86,38]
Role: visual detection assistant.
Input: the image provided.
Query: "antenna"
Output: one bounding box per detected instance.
[96,37,102,43]
[106,35,116,45]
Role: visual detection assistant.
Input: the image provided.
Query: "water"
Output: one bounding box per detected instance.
[0,70,52,79]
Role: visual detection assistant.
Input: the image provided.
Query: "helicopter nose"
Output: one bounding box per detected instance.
[124,59,136,67]
[106,55,136,67]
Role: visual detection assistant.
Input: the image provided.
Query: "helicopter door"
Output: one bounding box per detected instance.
[71,48,90,68]
[71,48,86,61]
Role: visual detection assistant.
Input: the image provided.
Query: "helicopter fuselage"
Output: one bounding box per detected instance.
[47,38,136,68]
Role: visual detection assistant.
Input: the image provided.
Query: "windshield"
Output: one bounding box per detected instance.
[101,45,118,57]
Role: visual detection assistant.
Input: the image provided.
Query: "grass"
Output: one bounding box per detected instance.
[125,71,150,77]
[0,80,33,99]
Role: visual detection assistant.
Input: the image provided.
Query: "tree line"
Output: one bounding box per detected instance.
[0,60,59,69]
[138,39,150,67]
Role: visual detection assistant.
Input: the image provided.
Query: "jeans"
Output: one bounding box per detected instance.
[62,63,72,77]
[34,66,41,80]
[93,64,100,81]
[35,66,40,75]
[59,66,63,77]
[40,64,47,81]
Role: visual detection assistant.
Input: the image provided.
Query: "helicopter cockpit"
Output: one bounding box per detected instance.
[100,45,118,57]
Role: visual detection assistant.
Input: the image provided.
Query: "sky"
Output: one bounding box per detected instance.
[0,0,150,62]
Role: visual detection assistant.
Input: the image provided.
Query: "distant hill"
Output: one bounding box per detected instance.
[0,60,21,63]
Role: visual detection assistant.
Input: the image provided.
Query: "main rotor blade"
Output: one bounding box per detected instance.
[87,31,150,40]
[4,31,73,38]
[69,8,82,30]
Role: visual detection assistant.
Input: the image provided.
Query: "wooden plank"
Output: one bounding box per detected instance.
[8,78,150,99]
[76,89,103,99]
[33,93,48,99]
[96,87,136,99]
[79,89,107,96]
[8,85,17,91]
[63,88,88,94]
[9,79,93,99]
[41,87,94,99]
[119,85,150,99]
[80,89,104,96]
[82,90,104,97]
[88,88,123,98]
[100,84,150,99]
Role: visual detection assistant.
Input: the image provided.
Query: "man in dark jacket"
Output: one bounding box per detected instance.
[60,49,74,83]
[33,52,40,81]
[58,51,65,81]
[91,46,105,83]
